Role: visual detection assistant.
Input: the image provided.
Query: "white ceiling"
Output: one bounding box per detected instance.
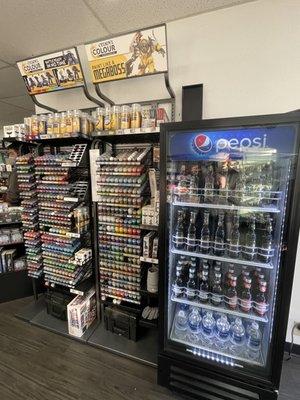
[0,0,253,127]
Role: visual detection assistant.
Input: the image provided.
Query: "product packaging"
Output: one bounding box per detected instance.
[156,107,170,126]
[3,125,15,138]
[143,231,156,258]
[141,104,157,129]
[67,288,96,337]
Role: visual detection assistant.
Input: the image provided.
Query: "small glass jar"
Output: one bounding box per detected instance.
[81,113,89,135]
[65,110,73,134]
[47,114,54,136]
[89,115,95,134]
[104,106,111,131]
[38,114,47,136]
[72,109,81,134]
[31,115,39,137]
[131,103,141,129]
[95,108,104,131]
[111,105,120,131]
[120,105,131,129]
[24,117,31,139]
[60,112,67,136]
[53,113,61,136]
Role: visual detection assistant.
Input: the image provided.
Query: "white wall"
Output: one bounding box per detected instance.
[35,0,300,343]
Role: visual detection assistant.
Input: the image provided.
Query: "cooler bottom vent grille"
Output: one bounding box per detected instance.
[170,366,259,400]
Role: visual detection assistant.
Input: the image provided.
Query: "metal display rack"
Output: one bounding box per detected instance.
[15,134,97,343]
[15,28,176,367]
[0,139,36,302]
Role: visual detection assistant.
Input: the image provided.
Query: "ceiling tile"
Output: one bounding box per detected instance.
[85,0,253,34]
[0,67,28,98]
[0,0,108,63]
[0,103,28,125]
[0,60,10,69]
[1,95,35,112]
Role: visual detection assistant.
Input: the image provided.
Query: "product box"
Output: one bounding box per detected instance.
[74,248,92,265]
[143,231,156,258]
[104,306,138,341]
[152,236,159,259]
[67,288,96,337]
[153,146,160,163]
[156,107,170,127]
[141,104,157,129]
[18,124,26,141]
[148,169,157,200]
[3,125,15,138]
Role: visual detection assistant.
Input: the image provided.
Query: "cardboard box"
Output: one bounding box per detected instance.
[152,236,159,258]
[148,169,157,200]
[67,288,96,337]
[143,231,156,258]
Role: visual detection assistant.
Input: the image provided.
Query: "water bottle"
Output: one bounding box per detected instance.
[215,315,231,350]
[188,307,202,342]
[174,305,189,339]
[201,311,216,347]
[230,317,246,355]
[246,322,262,360]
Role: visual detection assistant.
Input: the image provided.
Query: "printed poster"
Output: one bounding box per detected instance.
[85,25,168,83]
[17,48,84,95]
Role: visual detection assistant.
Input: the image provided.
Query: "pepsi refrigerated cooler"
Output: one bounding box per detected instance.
[158,114,300,400]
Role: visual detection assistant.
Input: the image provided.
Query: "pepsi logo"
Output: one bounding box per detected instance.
[193,134,212,153]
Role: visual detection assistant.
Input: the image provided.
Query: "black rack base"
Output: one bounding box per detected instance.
[87,323,157,367]
[16,295,158,367]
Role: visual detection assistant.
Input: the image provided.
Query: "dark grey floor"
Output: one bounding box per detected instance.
[0,297,298,400]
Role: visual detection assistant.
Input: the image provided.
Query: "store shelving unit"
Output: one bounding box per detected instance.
[16,134,97,340]
[0,140,34,302]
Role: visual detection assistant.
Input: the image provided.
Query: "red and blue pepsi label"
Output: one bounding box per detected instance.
[168,124,297,161]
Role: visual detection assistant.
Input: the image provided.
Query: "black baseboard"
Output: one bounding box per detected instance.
[285,341,300,355]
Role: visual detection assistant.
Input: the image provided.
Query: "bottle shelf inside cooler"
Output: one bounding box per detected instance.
[171,296,268,323]
[172,248,273,269]
[172,187,282,211]
[170,322,264,367]
[172,200,281,214]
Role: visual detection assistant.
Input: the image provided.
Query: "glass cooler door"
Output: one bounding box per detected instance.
[165,125,297,374]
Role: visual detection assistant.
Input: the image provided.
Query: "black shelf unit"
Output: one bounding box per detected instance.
[17,135,97,341]
[140,224,159,231]
[31,133,92,146]
[0,139,35,302]
[90,126,161,365]
[0,220,22,227]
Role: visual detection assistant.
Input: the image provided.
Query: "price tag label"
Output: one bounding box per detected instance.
[64,197,78,202]
[70,289,84,296]
[66,232,81,238]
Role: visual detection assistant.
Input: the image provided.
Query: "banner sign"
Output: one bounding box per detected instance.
[17,48,84,95]
[85,25,168,83]
[168,125,297,161]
